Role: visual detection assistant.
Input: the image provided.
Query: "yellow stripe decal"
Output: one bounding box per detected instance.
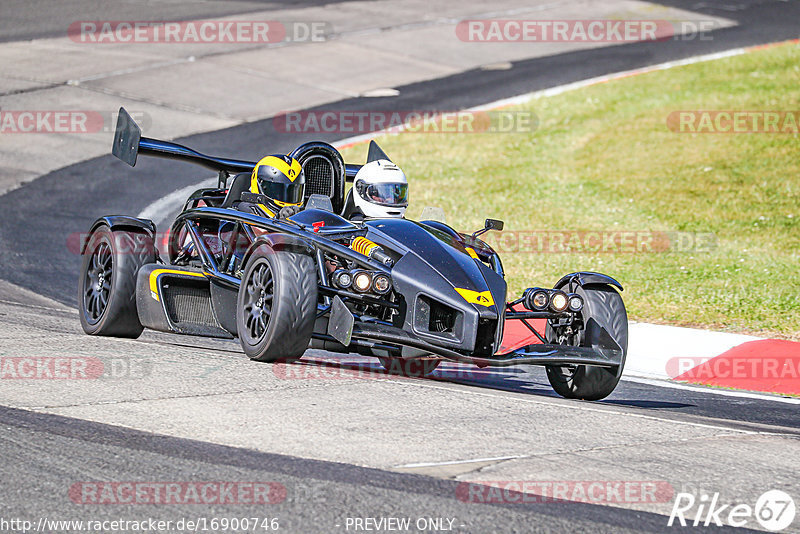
[455,287,495,307]
[149,269,206,301]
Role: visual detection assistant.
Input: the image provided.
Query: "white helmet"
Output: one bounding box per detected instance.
[353,145,408,218]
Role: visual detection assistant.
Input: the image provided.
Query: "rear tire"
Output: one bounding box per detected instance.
[78,225,155,338]
[378,357,440,377]
[236,245,317,362]
[545,284,627,401]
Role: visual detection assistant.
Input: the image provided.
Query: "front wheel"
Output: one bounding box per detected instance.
[236,245,317,362]
[545,284,628,401]
[78,225,155,337]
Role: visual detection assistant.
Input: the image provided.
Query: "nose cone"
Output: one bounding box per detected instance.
[367,219,498,306]
[365,219,506,354]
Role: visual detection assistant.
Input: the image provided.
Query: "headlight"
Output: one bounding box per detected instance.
[567,293,584,312]
[352,270,372,292]
[524,288,550,311]
[550,290,569,312]
[372,273,391,294]
[332,269,352,289]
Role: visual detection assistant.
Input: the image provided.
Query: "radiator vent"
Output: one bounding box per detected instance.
[162,280,218,327]
[303,155,334,198]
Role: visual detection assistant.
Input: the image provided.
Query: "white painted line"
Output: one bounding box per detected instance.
[622,375,800,405]
[395,455,526,469]
[466,48,751,112]
[336,44,769,148]
[139,42,774,220]
[137,177,215,227]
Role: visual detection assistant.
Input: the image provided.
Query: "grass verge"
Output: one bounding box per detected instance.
[340,42,800,338]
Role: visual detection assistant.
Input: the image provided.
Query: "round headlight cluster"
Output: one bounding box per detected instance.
[332,269,392,295]
[522,288,581,313]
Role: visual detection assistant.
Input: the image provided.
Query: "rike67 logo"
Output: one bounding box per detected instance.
[669,490,796,531]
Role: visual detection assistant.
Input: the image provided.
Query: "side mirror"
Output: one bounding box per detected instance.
[485,218,504,231]
[472,218,504,238]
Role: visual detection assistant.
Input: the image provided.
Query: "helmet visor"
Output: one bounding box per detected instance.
[363,183,408,207]
[258,179,305,205]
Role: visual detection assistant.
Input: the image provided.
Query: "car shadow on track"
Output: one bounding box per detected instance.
[281,355,576,398]
[151,335,697,410]
[282,356,699,410]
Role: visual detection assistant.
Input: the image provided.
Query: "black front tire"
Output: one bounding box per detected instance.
[78,225,155,338]
[545,284,628,401]
[236,245,317,362]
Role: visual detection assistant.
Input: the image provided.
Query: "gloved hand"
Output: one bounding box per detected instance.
[278,205,302,219]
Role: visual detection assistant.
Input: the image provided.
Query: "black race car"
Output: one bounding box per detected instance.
[79,108,628,400]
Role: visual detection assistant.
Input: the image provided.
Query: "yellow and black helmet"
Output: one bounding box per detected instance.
[250,154,305,208]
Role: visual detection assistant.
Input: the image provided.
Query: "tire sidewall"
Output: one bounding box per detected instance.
[78,225,153,337]
[236,244,317,362]
[546,283,628,400]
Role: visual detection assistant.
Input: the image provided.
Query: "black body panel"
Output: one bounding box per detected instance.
[555,271,624,292]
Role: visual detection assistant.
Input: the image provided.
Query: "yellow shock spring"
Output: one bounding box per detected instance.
[351,236,379,257]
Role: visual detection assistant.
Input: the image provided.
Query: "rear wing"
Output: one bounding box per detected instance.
[112,107,256,175]
[112,107,362,181]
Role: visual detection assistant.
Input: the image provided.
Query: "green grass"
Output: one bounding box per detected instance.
[340,42,800,339]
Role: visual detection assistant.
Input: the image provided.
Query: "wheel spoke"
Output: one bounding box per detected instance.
[242,260,276,342]
[250,318,259,338]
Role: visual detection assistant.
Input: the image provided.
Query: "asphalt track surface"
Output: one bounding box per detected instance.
[1,1,799,532]
[0,0,361,43]
[2,0,800,310]
[0,405,750,534]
